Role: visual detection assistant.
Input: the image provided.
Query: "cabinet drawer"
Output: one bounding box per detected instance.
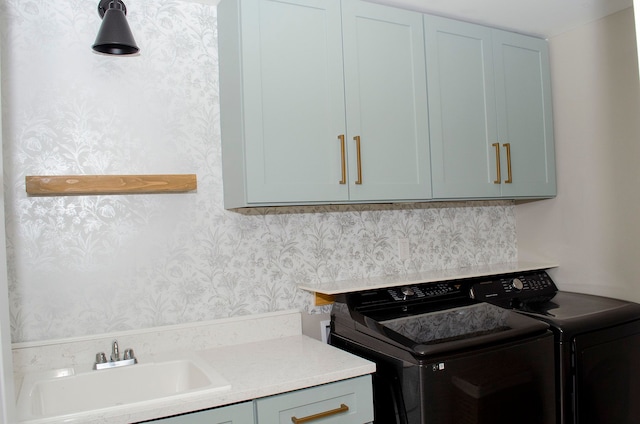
[256,375,373,423]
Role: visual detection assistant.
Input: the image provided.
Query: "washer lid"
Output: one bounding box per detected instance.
[372,302,549,357]
[380,302,514,344]
[516,292,640,338]
[521,292,632,318]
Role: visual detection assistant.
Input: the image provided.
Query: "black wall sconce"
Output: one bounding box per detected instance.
[92,0,139,55]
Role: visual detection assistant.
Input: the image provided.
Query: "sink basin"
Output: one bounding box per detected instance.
[17,353,231,420]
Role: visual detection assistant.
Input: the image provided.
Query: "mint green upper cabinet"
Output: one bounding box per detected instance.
[493,29,556,197]
[425,16,499,198]
[425,15,556,199]
[341,1,431,202]
[218,0,431,208]
[219,0,348,207]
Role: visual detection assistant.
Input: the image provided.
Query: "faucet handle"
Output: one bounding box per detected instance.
[95,352,107,364]
[123,348,136,361]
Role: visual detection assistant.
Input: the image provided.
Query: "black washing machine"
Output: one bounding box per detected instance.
[471,270,640,424]
[330,279,556,424]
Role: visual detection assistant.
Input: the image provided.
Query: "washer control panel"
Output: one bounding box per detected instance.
[387,282,458,301]
[346,281,466,313]
[470,271,557,303]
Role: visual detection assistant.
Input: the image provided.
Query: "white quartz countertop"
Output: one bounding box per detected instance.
[74,336,374,424]
[12,311,375,424]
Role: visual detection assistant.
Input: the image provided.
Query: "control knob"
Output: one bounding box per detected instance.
[511,278,524,291]
[401,287,415,298]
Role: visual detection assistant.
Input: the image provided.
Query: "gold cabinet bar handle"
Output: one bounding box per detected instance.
[338,135,346,184]
[503,143,512,183]
[354,135,363,185]
[492,142,501,184]
[291,403,349,423]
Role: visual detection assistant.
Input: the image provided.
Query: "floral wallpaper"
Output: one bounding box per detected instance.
[0,0,517,343]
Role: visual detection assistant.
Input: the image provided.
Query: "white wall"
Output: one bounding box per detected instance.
[0,0,518,344]
[635,0,640,69]
[0,38,16,424]
[516,7,640,301]
[0,169,15,424]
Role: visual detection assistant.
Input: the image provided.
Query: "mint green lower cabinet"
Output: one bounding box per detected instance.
[147,401,254,423]
[255,376,373,424]
[141,376,373,424]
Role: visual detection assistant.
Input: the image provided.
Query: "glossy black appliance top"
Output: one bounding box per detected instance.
[512,291,640,340]
[332,276,550,358]
[470,270,640,340]
[379,303,512,345]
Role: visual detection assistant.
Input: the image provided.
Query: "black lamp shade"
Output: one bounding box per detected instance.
[92,0,139,55]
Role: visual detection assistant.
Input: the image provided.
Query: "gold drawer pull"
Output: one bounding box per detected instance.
[492,142,501,184]
[338,135,346,184]
[291,403,350,423]
[503,143,512,183]
[354,135,362,185]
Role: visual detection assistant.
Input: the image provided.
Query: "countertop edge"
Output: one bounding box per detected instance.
[298,261,560,295]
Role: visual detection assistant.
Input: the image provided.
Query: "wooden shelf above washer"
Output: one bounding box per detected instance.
[314,293,335,306]
[25,174,197,196]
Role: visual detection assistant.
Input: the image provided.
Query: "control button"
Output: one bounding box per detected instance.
[512,278,524,291]
[387,289,403,301]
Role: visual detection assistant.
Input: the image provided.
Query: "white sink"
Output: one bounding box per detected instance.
[17,353,231,421]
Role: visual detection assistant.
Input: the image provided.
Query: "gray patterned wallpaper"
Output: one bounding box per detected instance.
[0,0,517,343]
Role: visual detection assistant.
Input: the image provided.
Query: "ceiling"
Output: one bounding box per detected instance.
[368,0,633,38]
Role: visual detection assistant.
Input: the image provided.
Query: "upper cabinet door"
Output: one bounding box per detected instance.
[425,15,556,199]
[341,1,431,201]
[493,30,557,197]
[221,0,349,205]
[425,15,501,199]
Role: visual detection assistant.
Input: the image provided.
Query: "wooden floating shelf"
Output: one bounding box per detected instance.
[25,174,197,196]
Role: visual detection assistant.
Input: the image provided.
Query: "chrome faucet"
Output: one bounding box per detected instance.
[94,339,137,370]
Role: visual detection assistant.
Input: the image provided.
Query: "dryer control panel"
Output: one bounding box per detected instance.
[470,271,558,304]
